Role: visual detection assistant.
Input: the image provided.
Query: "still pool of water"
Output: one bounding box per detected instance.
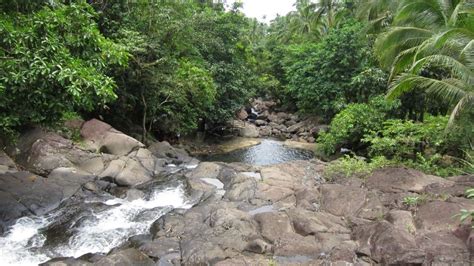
[199,139,314,165]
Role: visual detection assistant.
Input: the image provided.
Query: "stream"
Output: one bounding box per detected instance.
[0,181,192,266]
[199,139,314,165]
[0,138,314,265]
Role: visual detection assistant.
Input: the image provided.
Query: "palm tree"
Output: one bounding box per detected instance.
[375,0,473,125]
[355,0,401,33]
[286,0,325,41]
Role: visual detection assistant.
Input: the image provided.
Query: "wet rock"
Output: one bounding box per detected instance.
[48,167,96,199]
[138,237,180,260]
[367,167,452,193]
[41,257,92,266]
[126,189,145,201]
[94,248,154,265]
[81,119,144,156]
[0,170,78,230]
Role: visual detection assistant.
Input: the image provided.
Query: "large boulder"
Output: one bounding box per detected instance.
[13,128,98,175]
[148,141,192,163]
[231,120,259,138]
[0,170,83,232]
[81,119,144,156]
[99,157,153,187]
[352,221,425,264]
[366,167,452,193]
[415,198,474,232]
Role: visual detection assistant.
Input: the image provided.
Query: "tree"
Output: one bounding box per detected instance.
[376,0,473,125]
[284,21,382,119]
[0,1,127,136]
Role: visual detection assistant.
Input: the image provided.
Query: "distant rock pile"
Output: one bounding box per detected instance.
[231,98,328,143]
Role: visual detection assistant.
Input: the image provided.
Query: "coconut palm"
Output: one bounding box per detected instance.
[375,0,474,125]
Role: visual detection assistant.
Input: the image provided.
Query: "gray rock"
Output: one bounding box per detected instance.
[236,108,248,120]
[367,167,452,193]
[287,121,306,133]
[94,248,154,265]
[81,119,144,156]
[254,119,267,126]
[148,141,191,163]
[353,221,425,264]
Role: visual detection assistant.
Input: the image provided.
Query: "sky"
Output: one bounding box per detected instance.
[225,0,296,23]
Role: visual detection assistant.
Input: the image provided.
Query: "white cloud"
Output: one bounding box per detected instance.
[226,0,296,23]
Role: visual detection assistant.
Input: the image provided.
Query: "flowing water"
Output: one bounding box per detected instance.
[199,138,314,165]
[0,183,191,266]
[0,139,313,265]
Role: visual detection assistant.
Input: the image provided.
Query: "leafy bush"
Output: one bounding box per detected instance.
[323,155,394,181]
[317,96,400,154]
[363,115,449,159]
[0,2,127,136]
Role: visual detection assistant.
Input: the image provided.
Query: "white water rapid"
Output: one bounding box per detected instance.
[0,185,191,266]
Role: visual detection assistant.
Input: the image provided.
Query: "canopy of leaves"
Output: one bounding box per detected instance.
[0,2,127,136]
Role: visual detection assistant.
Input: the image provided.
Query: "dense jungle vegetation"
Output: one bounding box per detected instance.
[0,0,473,176]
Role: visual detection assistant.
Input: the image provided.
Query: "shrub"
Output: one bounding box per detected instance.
[317,96,400,155]
[363,115,449,159]
[323,155,394,181]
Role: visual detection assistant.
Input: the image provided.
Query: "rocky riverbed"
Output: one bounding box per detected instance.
[0,119,473,265]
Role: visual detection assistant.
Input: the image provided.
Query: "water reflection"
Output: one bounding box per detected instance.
[199,139,314,166]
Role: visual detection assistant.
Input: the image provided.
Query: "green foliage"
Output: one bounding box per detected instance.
[458,188,474,228]
[363,116,449,159]
[0,2,128,135]
[162,60,217,134]
[402,196,421,207]
[284,21,381,119]
[376,0,474,127]
[95,1,259,137]
[323,155,394,181]
[317,96,400,154]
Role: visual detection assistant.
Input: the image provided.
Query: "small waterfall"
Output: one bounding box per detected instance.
[0,184,191,266]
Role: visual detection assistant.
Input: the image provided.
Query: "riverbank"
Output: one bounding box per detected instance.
[0,119,472,265]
